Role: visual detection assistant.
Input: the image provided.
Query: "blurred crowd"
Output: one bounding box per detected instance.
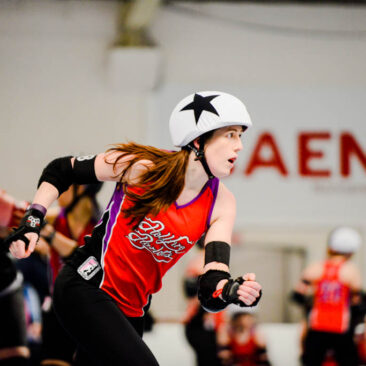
[0,185,102,366]
[182,228,366,366]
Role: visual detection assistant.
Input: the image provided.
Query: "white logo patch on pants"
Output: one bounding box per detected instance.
[77,256,101,280]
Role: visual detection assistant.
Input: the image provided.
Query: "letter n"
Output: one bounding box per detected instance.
[340,132,366,177]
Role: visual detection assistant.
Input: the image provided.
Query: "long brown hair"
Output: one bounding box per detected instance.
[106,142,190,228]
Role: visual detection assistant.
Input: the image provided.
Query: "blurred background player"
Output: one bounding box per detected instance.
[0,190,29,366]
[183,235,224,366]
[40,182,102,366]
[292,226,363,366]
[216,308,271,366]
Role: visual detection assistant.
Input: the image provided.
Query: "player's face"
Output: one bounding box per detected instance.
[204,126,243,178]
[232,314,255,334]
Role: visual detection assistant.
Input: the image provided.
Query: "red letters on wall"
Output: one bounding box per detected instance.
[243,131,365,178]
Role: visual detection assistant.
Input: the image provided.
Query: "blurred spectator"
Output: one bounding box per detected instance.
[23,283,43,366]
[0,190,30,365]
[39,183,102,366]
[216,309,271,366]
[182,236,224,366]
[292,227,363,366]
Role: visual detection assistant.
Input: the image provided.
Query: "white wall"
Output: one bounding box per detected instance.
[1,0,366,320]
[0,0,148,203]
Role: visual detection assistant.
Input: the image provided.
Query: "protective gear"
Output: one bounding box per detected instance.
[290,290,308,305]
[38,155,100,197]
[328,226,362,254]
[198,269,230,312]
[198,270,262,312]
[169,91,252,179]
[38,156,74,196]
[73,155,99,184]
[221,277,262,307]
[169,91,252,147]
[3,206,45,251]
[204,241,230,266]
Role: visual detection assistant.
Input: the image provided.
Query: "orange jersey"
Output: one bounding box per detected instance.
[309,260,350,333]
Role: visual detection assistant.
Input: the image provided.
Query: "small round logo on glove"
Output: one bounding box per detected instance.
[26,216,41,228]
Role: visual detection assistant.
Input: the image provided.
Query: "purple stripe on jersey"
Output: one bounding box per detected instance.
[58,207,66,219]
[206,177,219,228]
[94,193,116,228]
[102,186,124,253]
[175,179,212,209]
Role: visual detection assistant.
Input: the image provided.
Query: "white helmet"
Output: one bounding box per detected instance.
[328,226,362,254]
[169,91,252,147]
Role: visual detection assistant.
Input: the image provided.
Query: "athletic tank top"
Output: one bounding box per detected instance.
[72,178,219,317]
[309,260,350,333]
[230,330,260,366]
[50,208,96,288]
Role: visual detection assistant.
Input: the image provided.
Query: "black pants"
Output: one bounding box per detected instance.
[41,304,76,363]
[0,287,27,350]
[302,330,358,366]
[185,322,222,366]
[53,264,159,366]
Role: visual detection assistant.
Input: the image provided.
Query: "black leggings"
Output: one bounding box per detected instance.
[41,304,76,363]
[302,330,358,366]
[53,264,159,366]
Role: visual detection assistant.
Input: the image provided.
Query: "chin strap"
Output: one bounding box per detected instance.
[186,139,215,180]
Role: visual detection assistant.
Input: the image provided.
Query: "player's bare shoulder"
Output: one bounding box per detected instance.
[302,261,324,282]
[211,182,236,223]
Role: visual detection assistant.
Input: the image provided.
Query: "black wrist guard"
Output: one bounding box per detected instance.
[3,207,45,250]
[198,269,230,312]
[204,241,230,266]
[222,277,262,307]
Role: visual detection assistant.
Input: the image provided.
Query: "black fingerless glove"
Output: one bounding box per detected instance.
[222,277,262,307]
[3,205,45,251]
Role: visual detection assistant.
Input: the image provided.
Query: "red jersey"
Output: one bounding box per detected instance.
[72,178,219,317]
[309,260,350,333]
[50,208,96,287]
[229,331,261,366]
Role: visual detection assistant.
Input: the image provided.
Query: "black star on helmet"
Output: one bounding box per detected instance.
[180,93,220,124]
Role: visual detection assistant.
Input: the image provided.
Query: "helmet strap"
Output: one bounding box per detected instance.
[187,139,215,180]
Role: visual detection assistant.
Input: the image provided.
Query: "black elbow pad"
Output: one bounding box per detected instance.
[291,290,307,305]
[38,155,99,196]
[38,156,73,196]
